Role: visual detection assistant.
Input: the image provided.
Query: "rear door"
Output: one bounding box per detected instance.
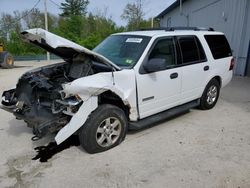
[176,36,208,103]
[136,37,182,119]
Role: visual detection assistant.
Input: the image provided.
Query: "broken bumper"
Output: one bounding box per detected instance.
[1,87,99,144]
[1,88,18,113]
[1,88,81,140]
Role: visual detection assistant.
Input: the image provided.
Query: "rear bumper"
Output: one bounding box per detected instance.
[222,71,233,88]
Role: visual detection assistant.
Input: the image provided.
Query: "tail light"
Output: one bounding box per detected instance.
[229,57,235,71]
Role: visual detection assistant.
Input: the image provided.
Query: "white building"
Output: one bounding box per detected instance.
[156,0,250,76]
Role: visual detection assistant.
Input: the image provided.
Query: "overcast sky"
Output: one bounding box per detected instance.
[0,0,175,26]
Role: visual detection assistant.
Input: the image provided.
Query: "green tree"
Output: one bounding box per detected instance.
[0,5,125,55]
[22,8,44,29]
[0,12,21,41]
[121,0,145,30]
[0,9,58,55]
[60,0,89,16]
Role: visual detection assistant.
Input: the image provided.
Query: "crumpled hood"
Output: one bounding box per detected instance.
[21,28,120,70]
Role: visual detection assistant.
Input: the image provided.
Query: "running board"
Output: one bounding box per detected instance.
[129,99,200,131]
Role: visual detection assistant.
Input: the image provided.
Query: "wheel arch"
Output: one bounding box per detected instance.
[212,75,222,88]
[200,75,222,99]
[98,90,130,119]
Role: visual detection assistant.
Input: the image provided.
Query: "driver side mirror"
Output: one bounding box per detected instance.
[143,58,166,73]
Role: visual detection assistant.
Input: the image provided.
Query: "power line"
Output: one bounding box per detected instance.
[48,0,61,7]
[1,0,41,28]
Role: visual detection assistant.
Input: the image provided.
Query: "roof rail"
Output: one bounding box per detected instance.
[139,27,215,31]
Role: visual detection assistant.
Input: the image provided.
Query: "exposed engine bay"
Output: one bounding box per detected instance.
[2,56,112,139]
[1,28,139,146]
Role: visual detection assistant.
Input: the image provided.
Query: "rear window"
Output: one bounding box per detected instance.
[204,35,232,59]
[178,36,206,64]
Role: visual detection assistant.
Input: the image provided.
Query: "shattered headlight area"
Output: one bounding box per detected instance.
[1,89,83,141]
[52,96,82,116]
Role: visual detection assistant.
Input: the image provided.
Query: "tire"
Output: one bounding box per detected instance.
[199,79,220,110]
[78,104,127,154]
[0,51,14,69]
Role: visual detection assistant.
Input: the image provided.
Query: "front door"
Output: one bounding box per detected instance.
[136,37,182,119]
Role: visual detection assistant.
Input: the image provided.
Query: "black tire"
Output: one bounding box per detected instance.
[0,51,14,69]
[78,104,127,154]
[199,79,220,110]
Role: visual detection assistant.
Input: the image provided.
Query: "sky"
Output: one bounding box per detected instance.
[0,0,175,26]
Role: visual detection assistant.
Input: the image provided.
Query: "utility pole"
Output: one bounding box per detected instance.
[44,0,50,61]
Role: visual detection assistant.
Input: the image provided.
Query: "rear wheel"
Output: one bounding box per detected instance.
[78,104,127,154]
[199,79,220,110]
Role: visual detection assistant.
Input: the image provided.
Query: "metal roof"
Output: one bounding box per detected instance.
[155,0,189,19]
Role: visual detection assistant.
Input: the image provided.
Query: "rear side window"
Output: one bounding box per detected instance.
[178,36,206,64]
[204,35,232,59]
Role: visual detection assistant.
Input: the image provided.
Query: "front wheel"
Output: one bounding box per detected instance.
[78,104,127,154]
[199,79,220,110]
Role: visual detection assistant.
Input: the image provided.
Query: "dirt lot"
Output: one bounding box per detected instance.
[0,61,250,188]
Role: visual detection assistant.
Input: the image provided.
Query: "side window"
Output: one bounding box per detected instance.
[149,38,176,68]
[178,36,206,64]
[204,35,232,59]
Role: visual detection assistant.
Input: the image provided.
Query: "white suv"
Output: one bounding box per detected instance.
[1,27,234,153]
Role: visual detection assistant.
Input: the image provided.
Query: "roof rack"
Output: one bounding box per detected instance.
[139,27,215,32]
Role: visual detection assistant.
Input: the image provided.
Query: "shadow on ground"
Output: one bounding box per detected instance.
[32,135,80,162]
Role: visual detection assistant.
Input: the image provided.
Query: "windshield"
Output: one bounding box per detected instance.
[93,35,151,68]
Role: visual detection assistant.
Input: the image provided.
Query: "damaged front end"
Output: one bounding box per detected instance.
[0,28,121,142]
[1,28,138,147]
[1,63,83,140]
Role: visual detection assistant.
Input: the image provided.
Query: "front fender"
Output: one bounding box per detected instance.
[55,96,98,144]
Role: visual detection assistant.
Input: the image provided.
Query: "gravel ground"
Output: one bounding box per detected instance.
[0,61,250,188]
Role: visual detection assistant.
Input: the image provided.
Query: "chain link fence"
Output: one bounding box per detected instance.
[13,54,61,61]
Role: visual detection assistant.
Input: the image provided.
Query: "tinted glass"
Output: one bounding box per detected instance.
[93,35,151,68]
[204,35,232,59]
[149,38,176,67]
[178,36,200,63]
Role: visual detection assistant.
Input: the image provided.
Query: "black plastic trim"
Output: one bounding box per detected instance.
[138,27,215,32]
[128,99,200,130]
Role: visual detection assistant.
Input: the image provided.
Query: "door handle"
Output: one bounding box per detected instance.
[204,65,209,71]
[170,72,178,79]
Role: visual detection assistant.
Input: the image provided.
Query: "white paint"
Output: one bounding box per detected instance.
[55,96,98,144]
[132,31,232,118]
[55,69,138,144]
[63,69,138,120]
[136,67,182,118]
